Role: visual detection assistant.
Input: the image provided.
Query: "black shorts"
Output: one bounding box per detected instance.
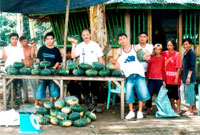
[166,84,180,100]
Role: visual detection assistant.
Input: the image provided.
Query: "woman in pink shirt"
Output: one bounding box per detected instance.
[146,44,165,114]
[162,39,182,114]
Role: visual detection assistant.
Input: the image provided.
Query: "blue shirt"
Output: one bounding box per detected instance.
[182,49,196,83]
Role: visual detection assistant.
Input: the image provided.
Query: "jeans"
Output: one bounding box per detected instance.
[146,79,163,108]
[22,79,38,101]
[35,80,60,99]
[125,74,150,103]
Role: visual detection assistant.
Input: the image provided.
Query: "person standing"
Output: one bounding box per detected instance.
[2,33,24,105]
[162,39,182,114]
[35,32,62,108]
[112,33,150,119]
[19,36,37,103]
[136,32,153,72]
[145,44,165,114]
[71,29,104,112]
[182,39,197,116]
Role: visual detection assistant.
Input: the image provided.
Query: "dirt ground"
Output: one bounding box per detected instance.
[1,103,200,135]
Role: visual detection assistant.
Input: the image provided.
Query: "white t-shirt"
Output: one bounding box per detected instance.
[136,43,153,72]
[4,45,24,68]
[117,46,145,77]
[75,41,103,65]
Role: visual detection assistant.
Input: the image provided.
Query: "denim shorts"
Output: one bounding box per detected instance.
[185,82,196,105]
[125,74,150,103]
[35,80,60,99]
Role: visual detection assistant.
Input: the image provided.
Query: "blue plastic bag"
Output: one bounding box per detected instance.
[155,86,180,118]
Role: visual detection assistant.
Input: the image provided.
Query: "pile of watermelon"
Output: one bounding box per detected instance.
[6,61,124,77]
[34,96,96,127]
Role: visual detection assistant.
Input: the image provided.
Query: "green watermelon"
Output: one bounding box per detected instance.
[33,62,40,69]
[55,99,65,109]
[49,67,57,75]
[38,116,50,125]
[136,48,149,62]
[78,63,91,70]
[40,61,51,68]
[19,68,31,75]
[40,69,51,76]
[7,67,18,75]
[50,109,59,117]
[99,69,110,76]
[111,70,123,76]
[57,68,69,76]
[65,96,79,106]
[56,112,68,120]
[106,63,115,70]
[31,68,41,75]
[60,120,72,127]
[71,104,84,112]
[92,62,104,71]
[43,101,54,109]
[50,117,60,125]
[67,63,78,70]
[85,69,98,76]
[36,107,49,115]
[73,119,86,127]
[85,111,97,121]
[72,69,85,76]
[61,106,71,114]
[68,112,81,121]
[13,62,24,69]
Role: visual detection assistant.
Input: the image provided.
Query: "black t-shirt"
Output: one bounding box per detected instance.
[37,45,62,67]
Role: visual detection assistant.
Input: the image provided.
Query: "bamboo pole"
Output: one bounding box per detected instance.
[178,10,183,55]
[62,0,70,68]
[147,10,152,44]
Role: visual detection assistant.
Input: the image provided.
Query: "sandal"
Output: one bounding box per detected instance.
[183,111,194,116]
[175,110,182,114]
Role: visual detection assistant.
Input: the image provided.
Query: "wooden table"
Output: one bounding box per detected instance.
[2,74,126,119]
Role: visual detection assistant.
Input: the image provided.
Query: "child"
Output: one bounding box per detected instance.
[2,33,24,105]
[35,32,62,108]
[146,44,165,114]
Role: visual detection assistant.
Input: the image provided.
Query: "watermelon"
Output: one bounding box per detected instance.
[71,104,84,112]
[13,62,24,69]
[106,63,115,70]
[68,112,81,121]
[82,117,91,124]
[0,40,8,47]
[33,62,40,69]
[61,106,71,114]
[49,67,57,75]
[50,117,60,125]
[111,70,123,76]
[57,68,69,76]
[67,63,78,70]
[55,99,65,109]
[57,112,68,120]
[85,111,97,121]
[40,61,51,68]
[50,109,59,117]
[136,48,149,62]
[19,68,31,75]
[92,62,104,71]
[78,63,91,70]
[38,116,50,125]
[36,107,49,115]
[85,69,98,76]
[73,119,86,127]
[43,101,54,109]
[99,69,110,76]
[7,67,18,75]
[60,120,72,127]
[65,96,79,106]
[40,69,51,76]
[72,69,85,76]
[31,68,41,75]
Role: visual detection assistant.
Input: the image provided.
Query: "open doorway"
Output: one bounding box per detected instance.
[152,10,178,50]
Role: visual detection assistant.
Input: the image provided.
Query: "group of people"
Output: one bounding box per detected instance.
[0,29,198,119]
[111,32,197,119]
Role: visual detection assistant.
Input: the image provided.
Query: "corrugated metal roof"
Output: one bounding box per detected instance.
[105,0,200,4]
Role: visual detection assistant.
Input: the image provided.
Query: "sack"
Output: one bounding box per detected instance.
[155,86,180,118]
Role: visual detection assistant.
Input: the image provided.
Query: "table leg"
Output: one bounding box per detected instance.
[11,82,14,108]
[60,80,64,98]
[121,81,125,119]
[3,77,6,110]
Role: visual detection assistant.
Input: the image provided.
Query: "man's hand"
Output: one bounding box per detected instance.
[163,81,166,87]
[143,54,150,61]
[174,77,178,85]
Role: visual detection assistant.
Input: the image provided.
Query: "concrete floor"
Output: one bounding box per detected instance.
[0,103,200,135]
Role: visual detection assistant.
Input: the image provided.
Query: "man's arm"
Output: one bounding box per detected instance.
[112,48,121,64]
[31,46,36,58]
[53,62,60,69]
[98,57,105,65]
[71,43,77,59]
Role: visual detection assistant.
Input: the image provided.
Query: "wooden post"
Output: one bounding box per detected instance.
[16,13,23,37]
[3,77,6,110]
[125,10,131,44]
[90,3,108,52]
[29,19,36,38]
[178,10,183,55]
[62,0,70,68]
[147,10,152,44]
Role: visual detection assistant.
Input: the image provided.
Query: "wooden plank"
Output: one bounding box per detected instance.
[3,77,6,110]
[60,80,64,98]
[178,10,183,55]
[11,82,14,108]
[125,9,131,44]
[6,78,14,86]
[120,80,125,119]
[147,10,152,44]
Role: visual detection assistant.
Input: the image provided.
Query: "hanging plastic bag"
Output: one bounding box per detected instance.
[155,86,180,118]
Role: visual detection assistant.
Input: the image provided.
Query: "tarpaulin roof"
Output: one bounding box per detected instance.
[0,0,108,14]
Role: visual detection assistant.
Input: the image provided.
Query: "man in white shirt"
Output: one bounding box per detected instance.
[136,32,153,72]
[71,29,105,112]
[2,33,24,105]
